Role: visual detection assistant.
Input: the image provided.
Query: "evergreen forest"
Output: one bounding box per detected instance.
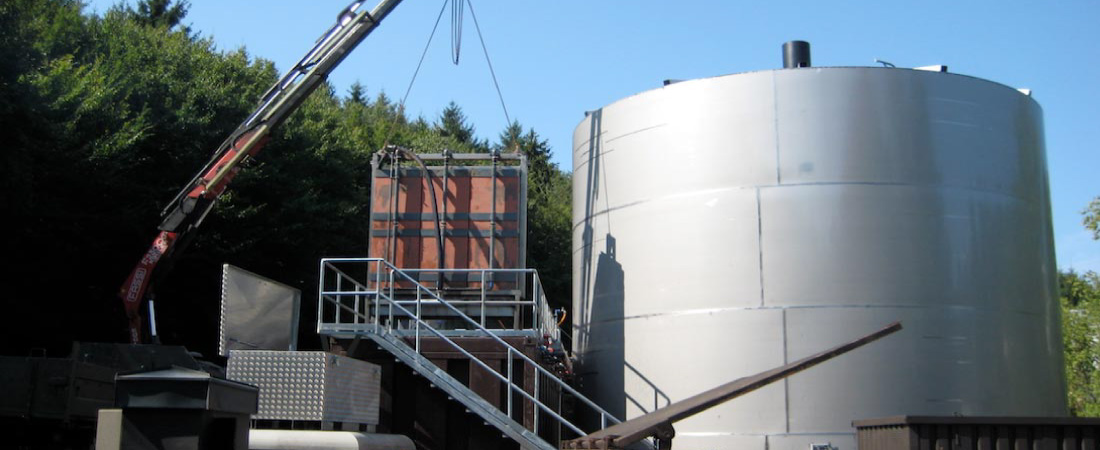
[1,0,572,357]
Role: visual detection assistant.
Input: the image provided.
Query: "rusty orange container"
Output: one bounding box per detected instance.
[369,152,527,290]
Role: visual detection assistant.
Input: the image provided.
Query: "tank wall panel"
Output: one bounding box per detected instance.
[767,434,857,450]
[773,69,1044,200]
[671,434,767,450]
[572,74,779,213]
[760,184,1050,313]
[784,306,1066,434]
[575,308,787,437]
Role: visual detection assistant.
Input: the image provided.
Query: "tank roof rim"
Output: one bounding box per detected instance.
[575,66,1039,131]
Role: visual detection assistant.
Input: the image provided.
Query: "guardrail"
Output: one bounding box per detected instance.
[318,259,560,340]
[316,257,619,437]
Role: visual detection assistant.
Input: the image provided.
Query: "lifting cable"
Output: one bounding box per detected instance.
[464,0,512,127]
[380,0,449,270]
[450,0,463,64]
[386,0,450,147]
[377,0,514,279]
[380,0,513,151]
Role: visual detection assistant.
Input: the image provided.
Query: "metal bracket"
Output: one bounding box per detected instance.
[654,422,675,450]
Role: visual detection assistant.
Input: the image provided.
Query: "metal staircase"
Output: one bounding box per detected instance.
[315,257,620,450]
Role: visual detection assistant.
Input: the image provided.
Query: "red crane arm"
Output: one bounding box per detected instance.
[117,0,403,344]
[118,130,268,343]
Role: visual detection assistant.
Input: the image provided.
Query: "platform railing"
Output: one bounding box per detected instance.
[397,267,560,341]
[318,260,559,340]
[316,257,619,438]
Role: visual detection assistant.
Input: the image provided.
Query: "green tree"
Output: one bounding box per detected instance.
[438,101,474,144]
[129,0,189,30]
[498,121,572,310]
[436,101,490,151]
[1062,270,1100,416]
[1085,198,1100,240]
[3,0,275,354]
[1066,193,1100,415]
[347,81,367,106]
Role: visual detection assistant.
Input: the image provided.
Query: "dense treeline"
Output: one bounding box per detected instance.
[1061,270,1100,416]
[1,0,572,357]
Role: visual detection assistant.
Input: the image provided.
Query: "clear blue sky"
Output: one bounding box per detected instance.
[85,0,1099,274]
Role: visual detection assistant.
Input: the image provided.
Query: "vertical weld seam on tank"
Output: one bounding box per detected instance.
[782,308,790,434]
[771,71,782,185]
[757,188,765,307]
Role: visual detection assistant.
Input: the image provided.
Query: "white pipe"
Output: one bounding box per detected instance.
[248,430,414,450]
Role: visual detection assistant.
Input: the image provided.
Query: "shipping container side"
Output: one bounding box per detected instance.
[369,158,527,292]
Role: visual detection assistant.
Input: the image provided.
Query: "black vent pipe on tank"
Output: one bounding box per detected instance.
[782,40,811,68]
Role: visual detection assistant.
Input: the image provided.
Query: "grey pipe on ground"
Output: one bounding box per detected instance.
[248,430,414,450]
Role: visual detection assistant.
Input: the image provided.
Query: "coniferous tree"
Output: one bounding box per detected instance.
[0,0,576,356]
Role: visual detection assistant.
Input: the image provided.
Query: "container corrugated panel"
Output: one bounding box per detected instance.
[226,351,380,425]
[853,416,1100,450]
[369,163,526,290]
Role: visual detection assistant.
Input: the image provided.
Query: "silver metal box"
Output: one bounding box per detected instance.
[226,351,380,425]
[219,264,300,356]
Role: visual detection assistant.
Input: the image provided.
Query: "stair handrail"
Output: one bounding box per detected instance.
[532,271,559,340]
[366,328,555,450]
[318,257,622,431]
[316,259,383,330]
[366,302,583,436]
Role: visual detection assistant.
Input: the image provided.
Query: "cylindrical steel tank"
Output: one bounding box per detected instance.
[571,67,1065,450]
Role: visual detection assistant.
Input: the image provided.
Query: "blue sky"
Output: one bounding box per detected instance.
[85,0,1099,273]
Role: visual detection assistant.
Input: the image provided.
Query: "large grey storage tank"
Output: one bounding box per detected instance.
[571,66,1065,450]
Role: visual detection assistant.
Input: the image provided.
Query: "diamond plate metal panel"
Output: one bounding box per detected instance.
[226,351,380,425]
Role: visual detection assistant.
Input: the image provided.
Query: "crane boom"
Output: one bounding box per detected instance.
[119,0,403,344]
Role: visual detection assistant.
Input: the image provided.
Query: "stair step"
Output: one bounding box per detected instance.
[366,332,556,450]
[317,259,621,448]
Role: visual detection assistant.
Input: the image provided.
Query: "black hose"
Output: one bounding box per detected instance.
[389,147,445,285]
